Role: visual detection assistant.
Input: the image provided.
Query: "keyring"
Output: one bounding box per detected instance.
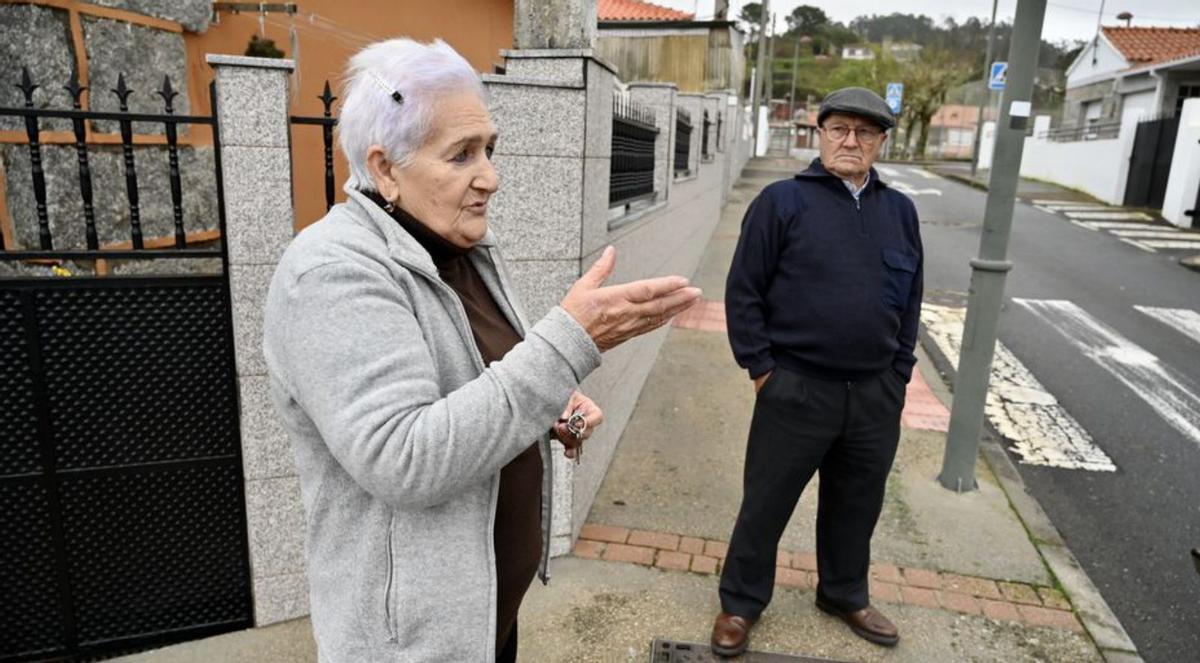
[565,411,587,439]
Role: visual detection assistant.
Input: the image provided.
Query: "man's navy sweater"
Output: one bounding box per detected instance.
[725,159,924,383]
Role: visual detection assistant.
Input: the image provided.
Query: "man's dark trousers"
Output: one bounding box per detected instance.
[719,366,906,619]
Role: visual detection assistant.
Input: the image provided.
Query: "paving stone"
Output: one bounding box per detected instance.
[939,590,983,615]
[655,550,691,572]
[573,539,604,559]
[1018,604,1084,632]
[903,567,942,589]
[580,523,629,544]
[691,555,718,575]
[870,562,904,584]
[999,581,1043,605]
[941,573,1003,599]
[1038,586,1072,610]
[776,567,808,588]
[899,585,939,609]
[679,536,706,555]
[982,598,1022,622]
[704,540,728,559]
[793,551,817,571]
[628,529,680,551]
[602,543,655,566]
[869,581,901,604]
[776,550,793,567]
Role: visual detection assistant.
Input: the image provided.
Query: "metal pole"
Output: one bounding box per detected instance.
[970,0,999,177]
[939,0,1047,492]
[789,40,799,113]
[750,0,770,154]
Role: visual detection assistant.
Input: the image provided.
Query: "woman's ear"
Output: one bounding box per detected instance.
[366,145,398,201]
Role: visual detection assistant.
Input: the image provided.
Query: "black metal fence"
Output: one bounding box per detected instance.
[701,110,711,159]
[1038,119,1122,143]
[716,112,723,152]
[609,97,658,207]
[0,67,226,262]
[290,81,339,212]
[0,67,253,661]
[674,108,692,176]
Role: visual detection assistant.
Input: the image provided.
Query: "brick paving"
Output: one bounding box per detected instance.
[573,523,1083,633]
[670,298,951,433]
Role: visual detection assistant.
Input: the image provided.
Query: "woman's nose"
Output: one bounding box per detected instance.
[475,157,500,193]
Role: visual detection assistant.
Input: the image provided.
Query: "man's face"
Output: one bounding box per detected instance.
[818,112,886,183]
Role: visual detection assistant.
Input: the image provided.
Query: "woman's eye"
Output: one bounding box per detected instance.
[452,149,469,164]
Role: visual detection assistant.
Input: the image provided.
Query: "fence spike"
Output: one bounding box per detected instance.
[112,73,133,109]
[17,66,38,105]
[318,80,337,116]
[64,68,86,105]
[156,75,178,112]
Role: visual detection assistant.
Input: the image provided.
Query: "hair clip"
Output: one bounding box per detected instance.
[367,70,404,105]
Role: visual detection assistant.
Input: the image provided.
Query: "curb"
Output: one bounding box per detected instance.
[916,325,1143,662]
[929,169,989,192]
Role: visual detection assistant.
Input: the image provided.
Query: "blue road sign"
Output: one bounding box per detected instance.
[886,82,903,114]
[989,61,1008,90]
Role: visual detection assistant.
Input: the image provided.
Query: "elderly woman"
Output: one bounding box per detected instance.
[262,38,700,662]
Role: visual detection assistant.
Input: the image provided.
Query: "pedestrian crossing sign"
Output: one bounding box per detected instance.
[989,62,1008,90]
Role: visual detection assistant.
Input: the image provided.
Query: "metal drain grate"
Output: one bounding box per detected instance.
[649,639,845,662]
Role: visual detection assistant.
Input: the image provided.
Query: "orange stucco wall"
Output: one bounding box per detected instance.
[186,1,514,230]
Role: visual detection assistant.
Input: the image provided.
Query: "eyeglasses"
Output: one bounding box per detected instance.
[821,125,883,144]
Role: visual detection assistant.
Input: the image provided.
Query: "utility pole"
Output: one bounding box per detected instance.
[970,0,999,177]
[939,0,1047,492]
[750,0,770,154]
[788,40,799,113]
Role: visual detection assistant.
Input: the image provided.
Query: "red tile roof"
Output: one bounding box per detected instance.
[598,0,694,21]
[1102,26,1200,66]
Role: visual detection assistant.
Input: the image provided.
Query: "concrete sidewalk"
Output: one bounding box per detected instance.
[119,159,1132,662]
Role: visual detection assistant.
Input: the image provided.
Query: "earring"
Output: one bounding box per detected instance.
[384,200,396,213]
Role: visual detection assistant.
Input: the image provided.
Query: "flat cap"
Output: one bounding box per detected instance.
[818,87,895,130]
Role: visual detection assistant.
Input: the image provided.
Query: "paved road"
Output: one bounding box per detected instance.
[893,162,1200,662]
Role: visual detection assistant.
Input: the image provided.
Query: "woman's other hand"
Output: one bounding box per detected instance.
[552,391,603,460]
[561,246,702,352]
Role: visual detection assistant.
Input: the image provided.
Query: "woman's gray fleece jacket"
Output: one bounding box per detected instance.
[261,189,601,661]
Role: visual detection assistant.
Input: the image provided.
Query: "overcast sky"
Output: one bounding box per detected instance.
[654,0,1198,44]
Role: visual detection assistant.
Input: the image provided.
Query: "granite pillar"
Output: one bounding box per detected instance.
[513,0,597,50]
[208,54,307,626]
[628,83,678,203]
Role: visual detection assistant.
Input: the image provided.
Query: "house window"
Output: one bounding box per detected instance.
[1177,85,1200,116]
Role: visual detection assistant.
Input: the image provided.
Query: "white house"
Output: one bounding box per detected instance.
[841,45,875,61]
[1064,26,1200,126]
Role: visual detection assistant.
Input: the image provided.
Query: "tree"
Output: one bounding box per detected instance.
[786,5,828,36]
[898,48,972,159]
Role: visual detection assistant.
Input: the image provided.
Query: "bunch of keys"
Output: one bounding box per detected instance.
[558,409,587,465]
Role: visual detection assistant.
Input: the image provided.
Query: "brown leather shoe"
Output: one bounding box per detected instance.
[815,597,899,647]
[710,612,757,657]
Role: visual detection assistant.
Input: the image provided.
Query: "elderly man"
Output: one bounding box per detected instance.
[711,87,923,655]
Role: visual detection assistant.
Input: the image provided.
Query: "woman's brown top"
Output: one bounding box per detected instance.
[367,193,541,652]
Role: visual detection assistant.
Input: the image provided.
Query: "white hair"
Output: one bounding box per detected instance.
[338,38,485,191]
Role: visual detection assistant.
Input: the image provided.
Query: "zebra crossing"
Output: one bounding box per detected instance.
[1029,198,1200,253]
[921,299,1200,472]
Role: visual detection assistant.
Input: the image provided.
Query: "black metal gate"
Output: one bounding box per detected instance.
[1,70,252,661]
[1124,114,1179,209]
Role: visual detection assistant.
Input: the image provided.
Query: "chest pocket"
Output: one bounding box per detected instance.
[881,248,918,312]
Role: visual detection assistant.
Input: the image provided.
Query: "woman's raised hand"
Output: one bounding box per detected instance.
[560,246,702,352]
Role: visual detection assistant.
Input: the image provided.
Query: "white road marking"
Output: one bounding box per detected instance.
[1075,221,1158,229]
[1062,211,1155,220]
[1043,205,1115,211]
[1069,220,1101,231]
[1014,299,1200,449]
[1110,230,1198,240]
[921,304,1116,471]
[891,180,943,196]
[1029,198,1105,206]
[1134,306,1200,346]
[1136,240,1200,250]
[877,166,901,178]
[913,168,941,180]
[1119,238,1158,253]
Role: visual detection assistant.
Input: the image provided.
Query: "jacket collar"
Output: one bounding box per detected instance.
[795,158,888,191]
[342,185,498,277]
